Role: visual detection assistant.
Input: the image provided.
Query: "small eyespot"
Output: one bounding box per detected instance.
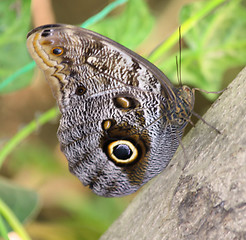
[75,85,86,95]
[113,96,139,110]
[51,47,64,56]
[102,119,116,131]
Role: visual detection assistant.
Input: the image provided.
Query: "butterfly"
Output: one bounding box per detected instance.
[26,24,194,197]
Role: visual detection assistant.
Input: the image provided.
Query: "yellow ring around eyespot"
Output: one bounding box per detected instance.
[51,47,64,56]
[108,140,138,164]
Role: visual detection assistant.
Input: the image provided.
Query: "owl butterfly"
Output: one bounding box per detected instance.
[27,24,194,197]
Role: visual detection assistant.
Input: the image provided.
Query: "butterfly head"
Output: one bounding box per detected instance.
[165,85,195,127]
[179,85,195,112]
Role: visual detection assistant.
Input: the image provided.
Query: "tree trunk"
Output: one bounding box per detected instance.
[100,67,246,240]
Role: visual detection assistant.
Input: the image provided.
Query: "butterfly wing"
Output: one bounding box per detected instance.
[27,24,186,197]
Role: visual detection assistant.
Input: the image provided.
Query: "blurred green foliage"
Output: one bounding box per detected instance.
[0,179,39,232]
[0,0,33,94]
[159,0,246,99]
[88,0,155,49]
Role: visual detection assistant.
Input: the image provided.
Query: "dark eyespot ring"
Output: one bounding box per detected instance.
[107,140,138,165]
[51,47,64,56]
[75,85,86,95]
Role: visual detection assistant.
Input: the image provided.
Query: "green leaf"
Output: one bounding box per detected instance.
[88,0,155,49]
[0,0,32,94]
[0,178,39,235]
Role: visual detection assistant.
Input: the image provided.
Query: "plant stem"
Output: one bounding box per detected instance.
[0,198,31,240]
[81,0,128,28]
[0,214,9,240]
[0,61,36,91]
[0,107,59,167]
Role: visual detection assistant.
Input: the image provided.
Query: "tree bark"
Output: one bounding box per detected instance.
[100,67,246,240]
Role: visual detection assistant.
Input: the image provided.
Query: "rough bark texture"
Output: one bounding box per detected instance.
[100,67,246,240]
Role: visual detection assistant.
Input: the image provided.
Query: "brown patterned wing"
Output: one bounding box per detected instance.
[26,24,193,197]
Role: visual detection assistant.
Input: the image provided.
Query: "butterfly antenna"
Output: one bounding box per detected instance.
[176,27,182,87]
[179,26,182,86]
[176,56,179,86]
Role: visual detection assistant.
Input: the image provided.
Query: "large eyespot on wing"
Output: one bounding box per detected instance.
[105,139,139,165]
[100,120,150,186]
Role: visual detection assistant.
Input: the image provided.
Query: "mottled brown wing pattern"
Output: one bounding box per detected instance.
[26,24,194,197]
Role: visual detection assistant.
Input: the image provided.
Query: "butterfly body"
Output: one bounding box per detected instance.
[27,24,194,197]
